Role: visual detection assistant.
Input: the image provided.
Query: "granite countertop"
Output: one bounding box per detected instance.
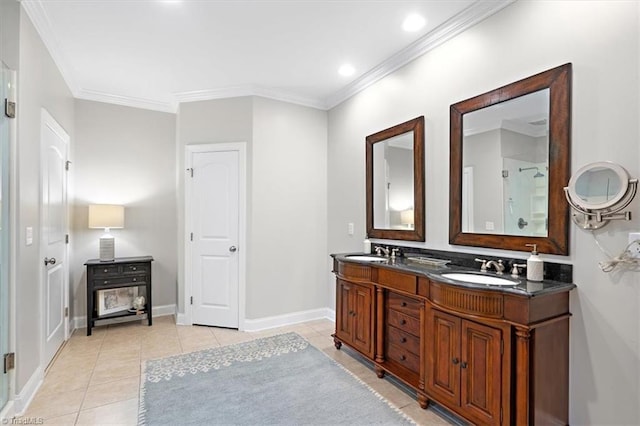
[332,253,576,297]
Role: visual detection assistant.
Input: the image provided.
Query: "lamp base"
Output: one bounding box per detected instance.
[99,236,115,261]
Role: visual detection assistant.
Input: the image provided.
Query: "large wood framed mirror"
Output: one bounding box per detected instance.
[449,63,571,255]
[367,116,425,241]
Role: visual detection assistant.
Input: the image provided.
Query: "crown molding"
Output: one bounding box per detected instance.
[76,89,176,114]
[174,85,328,110]
[22,0,515,113]
[21,0,80,97]
[323,0,516,109]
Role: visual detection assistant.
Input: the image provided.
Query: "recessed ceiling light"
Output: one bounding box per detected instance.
[402,13,426,32]
[338,64,355,77]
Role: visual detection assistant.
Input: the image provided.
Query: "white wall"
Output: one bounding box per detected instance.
[71,100,177,320]
[327,1,639,424]
[16,8,75,395]
[250,97,327,319]
[177,96,328,323]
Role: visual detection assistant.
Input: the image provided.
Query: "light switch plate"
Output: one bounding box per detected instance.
[347,222,354,236]
[26,227,33,246]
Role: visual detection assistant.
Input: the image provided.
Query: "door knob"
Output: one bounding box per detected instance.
[44,257,56,266]
[229,246,237,252]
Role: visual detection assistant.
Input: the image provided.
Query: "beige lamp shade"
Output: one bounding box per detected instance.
[88,204,124,229]
[401,208,414,227]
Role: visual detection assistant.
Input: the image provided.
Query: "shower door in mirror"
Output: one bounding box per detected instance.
[462,89,549,237]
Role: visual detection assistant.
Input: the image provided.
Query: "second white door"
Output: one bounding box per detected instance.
[188,147,240,328]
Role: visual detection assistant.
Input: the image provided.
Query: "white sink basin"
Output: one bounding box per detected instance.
[441,272,518,286]
[346,255,387,262]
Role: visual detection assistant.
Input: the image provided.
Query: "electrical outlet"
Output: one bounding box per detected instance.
[628,232,640,258]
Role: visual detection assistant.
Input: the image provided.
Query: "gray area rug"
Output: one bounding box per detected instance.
[139,332,414,425]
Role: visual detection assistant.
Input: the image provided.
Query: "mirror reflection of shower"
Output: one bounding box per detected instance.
[519,166,545,178]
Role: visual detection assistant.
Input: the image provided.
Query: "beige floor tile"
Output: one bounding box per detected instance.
[401,403,453,425]
[90,358,141,385]
[76,398,138,426]
[39,370,93,395]
[82,376,140,410]
[33,412,78,425]
[23,389,85,419]
[21,315,455,425]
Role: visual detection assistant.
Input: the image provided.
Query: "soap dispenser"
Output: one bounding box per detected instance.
[525,244,544,281]
[363,237,371,254]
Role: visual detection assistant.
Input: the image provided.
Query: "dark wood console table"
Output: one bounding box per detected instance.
[85,256,153,336]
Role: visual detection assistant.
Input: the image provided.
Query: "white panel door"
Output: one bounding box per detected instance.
[189,149,239,328]
[41,109,68,367]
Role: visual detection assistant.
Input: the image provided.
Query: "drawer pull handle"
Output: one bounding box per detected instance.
[132,267,137,271]
[400,319,407,325]
[400,337,407,343]
[132,278,137,282]
[103,269,108,273]
[400,355,406,361]
[104,280,109,284]
[452,358,459,365]
[401,302,407,307]
[461,362,468,369]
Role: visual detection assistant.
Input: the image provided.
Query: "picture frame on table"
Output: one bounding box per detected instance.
[97,287,138,316]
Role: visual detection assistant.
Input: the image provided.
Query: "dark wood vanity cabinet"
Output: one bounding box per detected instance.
[335,279,374,358]
[332,257,573,425]
[427,308,502,425]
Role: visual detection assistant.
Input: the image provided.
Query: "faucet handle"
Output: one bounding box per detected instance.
[511,263,527,277]
[374,246,383,256]
[391,248,401,258]
[475,258,488,272]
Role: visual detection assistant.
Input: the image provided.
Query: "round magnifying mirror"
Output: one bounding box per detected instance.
[567,161,629,210]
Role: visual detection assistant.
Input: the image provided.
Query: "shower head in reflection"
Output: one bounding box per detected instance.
[519,166,545,178]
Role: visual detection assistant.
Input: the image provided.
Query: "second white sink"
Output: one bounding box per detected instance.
[441,272,518,286]
[345,255,387,262]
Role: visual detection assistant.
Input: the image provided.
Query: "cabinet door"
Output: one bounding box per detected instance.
[335,280,353,342]
[426,308,461,408]
[461,320,502,426]
[351,282,374,358]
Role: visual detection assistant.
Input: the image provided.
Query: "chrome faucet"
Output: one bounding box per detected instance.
[374,246,390,257]
[485,259,505,275]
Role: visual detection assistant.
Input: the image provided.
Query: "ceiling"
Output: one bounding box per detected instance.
[21,0,513,113]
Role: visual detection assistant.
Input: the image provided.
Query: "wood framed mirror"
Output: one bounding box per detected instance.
[366,116,425,241]
[449,64,571,255]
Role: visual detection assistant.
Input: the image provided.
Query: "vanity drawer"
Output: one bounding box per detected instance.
[378,269,417,294]
[386,325,420,355]
[387,309,420,336]
[386,342,420,373]
[430,281,504,318]
[387,292,420,318]
[337,262,372,282]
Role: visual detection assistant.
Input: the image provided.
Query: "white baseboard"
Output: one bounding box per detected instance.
[13,367,43,416]
[176,312,189,326]
[73,304,177,330]
[0,400,15,422]
[243,308,334,332]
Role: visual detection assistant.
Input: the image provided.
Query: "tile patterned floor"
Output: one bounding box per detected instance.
[19,316,453,425]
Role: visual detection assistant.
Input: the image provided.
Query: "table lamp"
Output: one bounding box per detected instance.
[88,204,124,261]
[401,208,414,229]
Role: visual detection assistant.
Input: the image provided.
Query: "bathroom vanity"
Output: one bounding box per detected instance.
[332,253,575,425]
